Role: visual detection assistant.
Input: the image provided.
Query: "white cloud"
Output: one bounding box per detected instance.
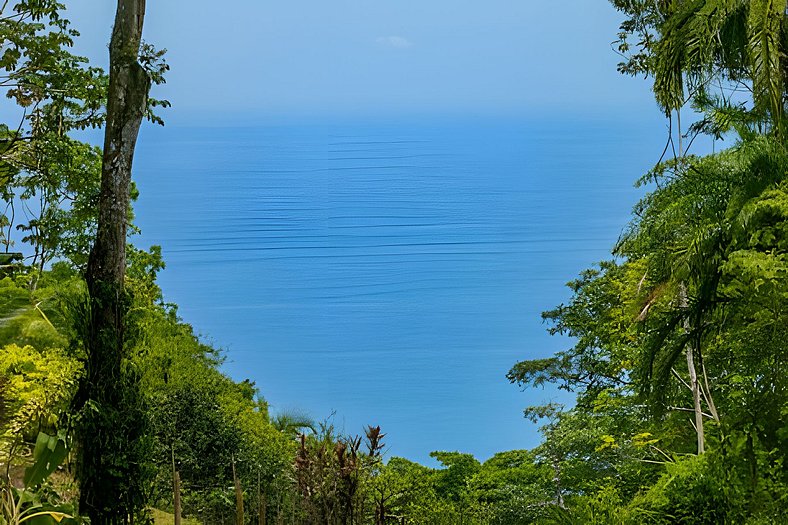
[376,36,413,49]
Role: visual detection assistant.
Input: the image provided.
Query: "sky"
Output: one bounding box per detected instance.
[65,1,659,121]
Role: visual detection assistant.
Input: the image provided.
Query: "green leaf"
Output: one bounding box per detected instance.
[20,504,76,525]
[23,431,68,488]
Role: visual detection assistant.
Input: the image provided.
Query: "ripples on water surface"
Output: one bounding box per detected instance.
[133,118,664,462]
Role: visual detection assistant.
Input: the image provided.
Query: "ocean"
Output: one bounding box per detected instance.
[131,114,677,463]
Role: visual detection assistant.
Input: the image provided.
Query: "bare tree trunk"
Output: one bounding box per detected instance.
[76,0,151,523]
[700,360,720,423]
[680,283,705,454]
[686,341,705,454]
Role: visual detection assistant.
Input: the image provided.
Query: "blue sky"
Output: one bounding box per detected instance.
[67,1,658,120]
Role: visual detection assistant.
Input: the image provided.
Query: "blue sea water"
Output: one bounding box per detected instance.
[131,115,674,464]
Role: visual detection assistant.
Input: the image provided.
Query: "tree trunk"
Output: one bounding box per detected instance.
[88,0,149,291]
[76,0,150,523]
[674,133,706,454]
[258,491,266,525]
[173,470,182,525]
[680,283,705,454]
[233,456,245,525]
[173,448,182,525]
[257,470,266,525]
[552,454,564,508]
[686,339,705,454]
[700,360,720,423]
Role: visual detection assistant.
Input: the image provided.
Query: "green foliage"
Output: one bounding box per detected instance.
[611,0,788,135]
[1,431,77,525]
[119,250,294,523]
[429,451,480,503]
[67,271,153,523]
[151,385,241,485]
[23,433,67,490]
[508,259,646,408]
[0,343,79,465]
[466,450,553,524]
[512,134,788,521]
[628,453,746,524]
[148,509,198,525]
[510,5,788,520]
[290,421,386,524]
[0,0,106,274]
[271,409,316,437]
[0,264,86,352]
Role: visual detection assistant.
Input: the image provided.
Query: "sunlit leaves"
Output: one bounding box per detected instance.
[0,343,80,450]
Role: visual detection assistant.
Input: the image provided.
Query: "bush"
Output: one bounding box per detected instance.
[627,453,745,524]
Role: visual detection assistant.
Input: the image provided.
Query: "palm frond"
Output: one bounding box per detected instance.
[747,0,786,131]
